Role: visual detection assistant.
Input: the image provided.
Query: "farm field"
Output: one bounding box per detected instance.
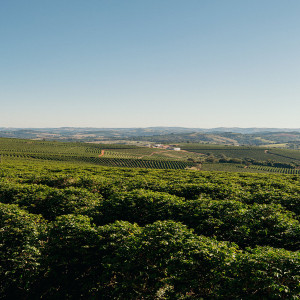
[200,163,266,173]
[3,0,300,298]
[2,127,300,146]
[246,165,300,174]
[180,143,300,172]
[202,163,300,174]
[0,138,200,170]
[97,147,202,161]
[1,138,300,174]
[180,144,277,160]
[268,148,300,161]
[0,154,299,299]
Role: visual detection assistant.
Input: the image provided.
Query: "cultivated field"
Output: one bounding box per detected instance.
[0,155,299,298]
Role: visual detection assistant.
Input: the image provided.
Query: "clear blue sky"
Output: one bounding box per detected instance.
[1,0,299,128]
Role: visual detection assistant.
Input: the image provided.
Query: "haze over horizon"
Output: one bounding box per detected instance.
[1,126,300,131]
[1,1,300,128]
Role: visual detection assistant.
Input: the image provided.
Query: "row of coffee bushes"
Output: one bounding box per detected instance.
[0,160,299,298]
[1,204,299,299]
[0,179,299,250]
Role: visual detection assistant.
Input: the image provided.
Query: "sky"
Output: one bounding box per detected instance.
[1,0,300,128]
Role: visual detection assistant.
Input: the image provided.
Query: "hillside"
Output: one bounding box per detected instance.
[131,131,300,148]
[1,127,300,148]
[1,138,300,174]
[0,138,199,170]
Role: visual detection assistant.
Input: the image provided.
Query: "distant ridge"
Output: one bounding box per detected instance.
[0,126,300,148]
[1,126,300,134]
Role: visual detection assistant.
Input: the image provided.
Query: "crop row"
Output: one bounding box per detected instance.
[1,153,195,170]
[268,149,300,161]
[181,144,300,164]
[0,138,137,156]
[1,179,299,250]
[1,156,299,299]
[247,165,300,174]
[93,157,195,169]
[1,205,299,299]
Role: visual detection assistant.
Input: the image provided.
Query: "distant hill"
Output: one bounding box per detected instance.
[133,131,300,148]
[0,127,299,148]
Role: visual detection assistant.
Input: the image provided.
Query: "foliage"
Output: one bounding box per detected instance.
[0,155,300,298]
[95,189,184,225]
[0,203,46,298]
[227,247,300,299]
[109,220,239,299]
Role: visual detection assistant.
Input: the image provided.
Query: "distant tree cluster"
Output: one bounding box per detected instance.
[204,153,299,169]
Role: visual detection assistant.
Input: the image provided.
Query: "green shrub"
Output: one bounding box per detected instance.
[181,200,300,250]
[0,203,46,299]
[108,220,238,299]
[0,182,103,220]
[227,247,300,299]
[95,189,184,225]
[40,215,140,299]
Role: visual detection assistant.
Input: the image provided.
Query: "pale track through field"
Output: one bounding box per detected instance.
[98,150,105,157]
